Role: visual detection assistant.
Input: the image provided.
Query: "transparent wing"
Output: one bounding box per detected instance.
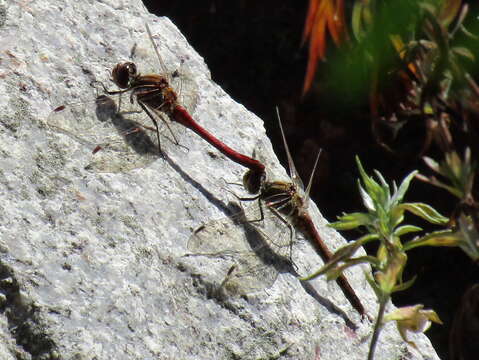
[275,107,322,207]
[145,23,168,76]
[46,95,161,172]
[275,107,304,191]
[187,202,294,295]
[169,63,198,115]
[144,23,198,115]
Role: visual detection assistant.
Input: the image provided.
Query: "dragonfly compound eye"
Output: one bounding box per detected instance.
[126,62,137,76]
[112,62,135,89]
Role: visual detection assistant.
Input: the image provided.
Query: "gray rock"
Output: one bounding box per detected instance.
[0,0,440,359]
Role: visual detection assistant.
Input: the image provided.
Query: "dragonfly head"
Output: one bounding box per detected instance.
[112,62,138,89]
[243,169,266,194]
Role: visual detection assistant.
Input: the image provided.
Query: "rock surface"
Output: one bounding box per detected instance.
[0,0,440,359]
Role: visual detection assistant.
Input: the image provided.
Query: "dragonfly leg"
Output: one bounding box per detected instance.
[92,80,131,96]
[228,193,265,223]
[137,102,164,157]
[246,198,265,223]
[216,264,238,296]
[92,80,132,113]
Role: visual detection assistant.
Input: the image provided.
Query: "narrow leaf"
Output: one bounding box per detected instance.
[329,212,372,230]
[326,256,378,281]
[452,46,475,62]
[404,230,460,251]
[438,0,463,27]
[392,275,417,293]
[457,215,479,261]
[356,156,383,205]
[398,203,449,225]
[391,170,418,206]
[376,249,407,295]
[351,0,364,41]
[394,225,423,237]
[423,156,441,173]
[359,183,375,211]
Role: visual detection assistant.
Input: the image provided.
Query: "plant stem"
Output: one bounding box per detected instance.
[367,296,389,360]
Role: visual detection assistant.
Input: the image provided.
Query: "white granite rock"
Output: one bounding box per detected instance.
[0,0,440,359]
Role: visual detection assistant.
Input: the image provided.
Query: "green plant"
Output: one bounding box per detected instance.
[416,148,479,261]
[302,0,478,156]
[302,156,449,359]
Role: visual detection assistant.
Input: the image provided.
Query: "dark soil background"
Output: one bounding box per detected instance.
[144,1,479,358]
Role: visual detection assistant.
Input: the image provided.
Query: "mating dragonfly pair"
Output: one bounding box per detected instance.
[49,24,264,175]
[47,24,365,317]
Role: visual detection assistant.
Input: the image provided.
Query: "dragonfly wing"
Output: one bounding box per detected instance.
[275,107,305,192]
[47,99,106,149]
[303,149,322,206]
[275,108,322,207]
[144,23,198,115]
[221,255,278,294]
[187,202,295,294]
[145,23,169,76]
[46,96,160,172]
[84,148,156,173]
[170,69,198,115]
[188,223,278,295]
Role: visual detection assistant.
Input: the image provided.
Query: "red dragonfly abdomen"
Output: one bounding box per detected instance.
[297,214,366,316]
[172,105,265,174]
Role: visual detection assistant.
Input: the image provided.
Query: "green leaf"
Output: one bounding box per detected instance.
[390,206,406,229]
[352,1,365,41]
[394,225,423,237]
[461,24,479,39]
[374,170,390,192]
[326,256,378,281]
[300,235,379,282]
[447,152,462,177]
[359,183,375,211]
[373,173,391,208]
[328,234,375,260]
[404,230,460,251]
[438,0,462,27]
[376,249,407,295]
[398,203,449,225]
[390,170,418,207]
[300,266,328,282]
[452,47,475,62]
[418,2,437,14]
[329,212,372,230]
[392,275,417,293]
[457,215,479,261]
[429,179,464,199]
[356,156,383,205]
[423,156,440,173]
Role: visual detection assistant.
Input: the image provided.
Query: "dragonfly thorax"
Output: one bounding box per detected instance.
[261,181,302,218]
[132,77,178,114]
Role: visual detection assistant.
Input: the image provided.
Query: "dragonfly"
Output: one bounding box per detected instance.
[48,23,265,175]
[189,107,366,316]
[46,31,195,172]
[102,24,265,174]
[242,108,366,316]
